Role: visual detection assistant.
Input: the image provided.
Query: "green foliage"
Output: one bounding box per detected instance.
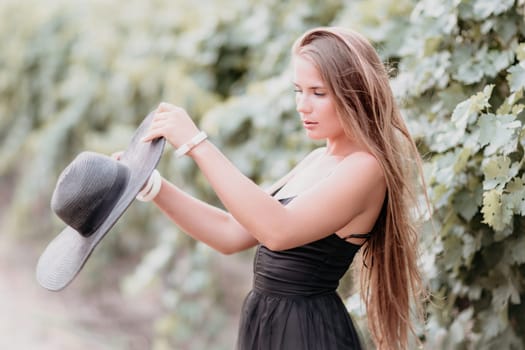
[353,0,525,348]
[0,0,342,348]
[3,0,525,348]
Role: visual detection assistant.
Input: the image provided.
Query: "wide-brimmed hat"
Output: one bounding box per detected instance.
[36,111,165,291]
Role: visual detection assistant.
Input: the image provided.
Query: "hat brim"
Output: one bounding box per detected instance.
[36,111,166,291]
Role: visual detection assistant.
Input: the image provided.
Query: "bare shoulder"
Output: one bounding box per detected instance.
[336,151,385,187]
[322,151,386,222]
[343,151,382,170]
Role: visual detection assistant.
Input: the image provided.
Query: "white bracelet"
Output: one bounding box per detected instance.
[136,169,162,202]
[174,131,208,158]
[138,169,156,195]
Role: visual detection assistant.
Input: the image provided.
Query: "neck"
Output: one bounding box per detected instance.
[325,137,364,158]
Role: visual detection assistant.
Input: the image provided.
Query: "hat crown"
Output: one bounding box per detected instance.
[51,152,130,237]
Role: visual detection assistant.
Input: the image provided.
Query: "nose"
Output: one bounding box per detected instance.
[296,93,312,114]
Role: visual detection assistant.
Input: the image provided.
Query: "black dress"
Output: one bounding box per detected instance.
[237,197,367,350]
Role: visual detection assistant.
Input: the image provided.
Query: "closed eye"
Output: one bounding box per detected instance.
[294,89,326,97]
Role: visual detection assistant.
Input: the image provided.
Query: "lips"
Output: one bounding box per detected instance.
[302,120,318,129]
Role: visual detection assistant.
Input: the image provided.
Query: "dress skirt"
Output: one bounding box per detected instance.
[237,288,363,350]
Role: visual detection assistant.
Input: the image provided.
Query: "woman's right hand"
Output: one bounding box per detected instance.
[111,151,124,161]
[111,150,156,193]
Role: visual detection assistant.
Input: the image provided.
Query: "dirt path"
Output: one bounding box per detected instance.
[0,233,251,350]
[0,234,163,350]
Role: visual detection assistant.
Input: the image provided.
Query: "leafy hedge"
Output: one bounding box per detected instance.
[355,0,525,348]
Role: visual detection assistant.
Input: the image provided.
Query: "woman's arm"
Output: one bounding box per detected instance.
[143,103,385,251]
[150,148,314,254]
[152,180,258,254]
[188,140,385,251]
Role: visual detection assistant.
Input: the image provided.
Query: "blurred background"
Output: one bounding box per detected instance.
[1,0,524,349]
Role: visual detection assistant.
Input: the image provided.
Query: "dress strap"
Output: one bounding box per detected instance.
[342,233,372,240]
[270,185,284,197]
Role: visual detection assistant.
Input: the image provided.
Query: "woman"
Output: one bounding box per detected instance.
[139,26,425,350]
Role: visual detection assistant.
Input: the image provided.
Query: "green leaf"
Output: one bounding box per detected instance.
[482,49,515,77]
[452,86,493,125]
[492,283,519,311]
[442,234,464,273]
[477,114,521,155]
[517,43,525,62]
[462,232,482,267]
[454,58,485,84]
[433,152,456,185]
[506,176,525,215]
[472,0,515,19]
[453,46,514,83]
[453,188,482,221]
[496,90,523,115]
[437,86,493,149]
[437,83,471,113]
[448,308,474,346]
[453,147,472,173]
[481,155,518,190]
[479,309,509,339]
[481,189,513,231]
[432,183,456,209]
[411,51,452,93]
[507,63,525,93]
[494,17,519,44]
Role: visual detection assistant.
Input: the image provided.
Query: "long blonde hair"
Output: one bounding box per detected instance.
[293,27,427,349]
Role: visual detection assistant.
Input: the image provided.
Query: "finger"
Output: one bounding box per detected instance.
[157,102,176,113]
[148,120,172,133]
[111,151,124,160]
[141,130,162,142]
[152,111,172,122]
[142,134,155,143]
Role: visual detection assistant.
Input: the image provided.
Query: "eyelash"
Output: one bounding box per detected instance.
[294,89,326,97]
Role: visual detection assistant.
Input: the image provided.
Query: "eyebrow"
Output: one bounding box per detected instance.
[293,82,326,89]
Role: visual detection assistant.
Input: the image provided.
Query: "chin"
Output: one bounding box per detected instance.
[305,131,324,140]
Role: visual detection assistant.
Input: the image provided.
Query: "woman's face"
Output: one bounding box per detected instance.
[293,54,343,141]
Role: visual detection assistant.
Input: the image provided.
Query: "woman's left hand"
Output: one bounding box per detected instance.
[142,102,200,149]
